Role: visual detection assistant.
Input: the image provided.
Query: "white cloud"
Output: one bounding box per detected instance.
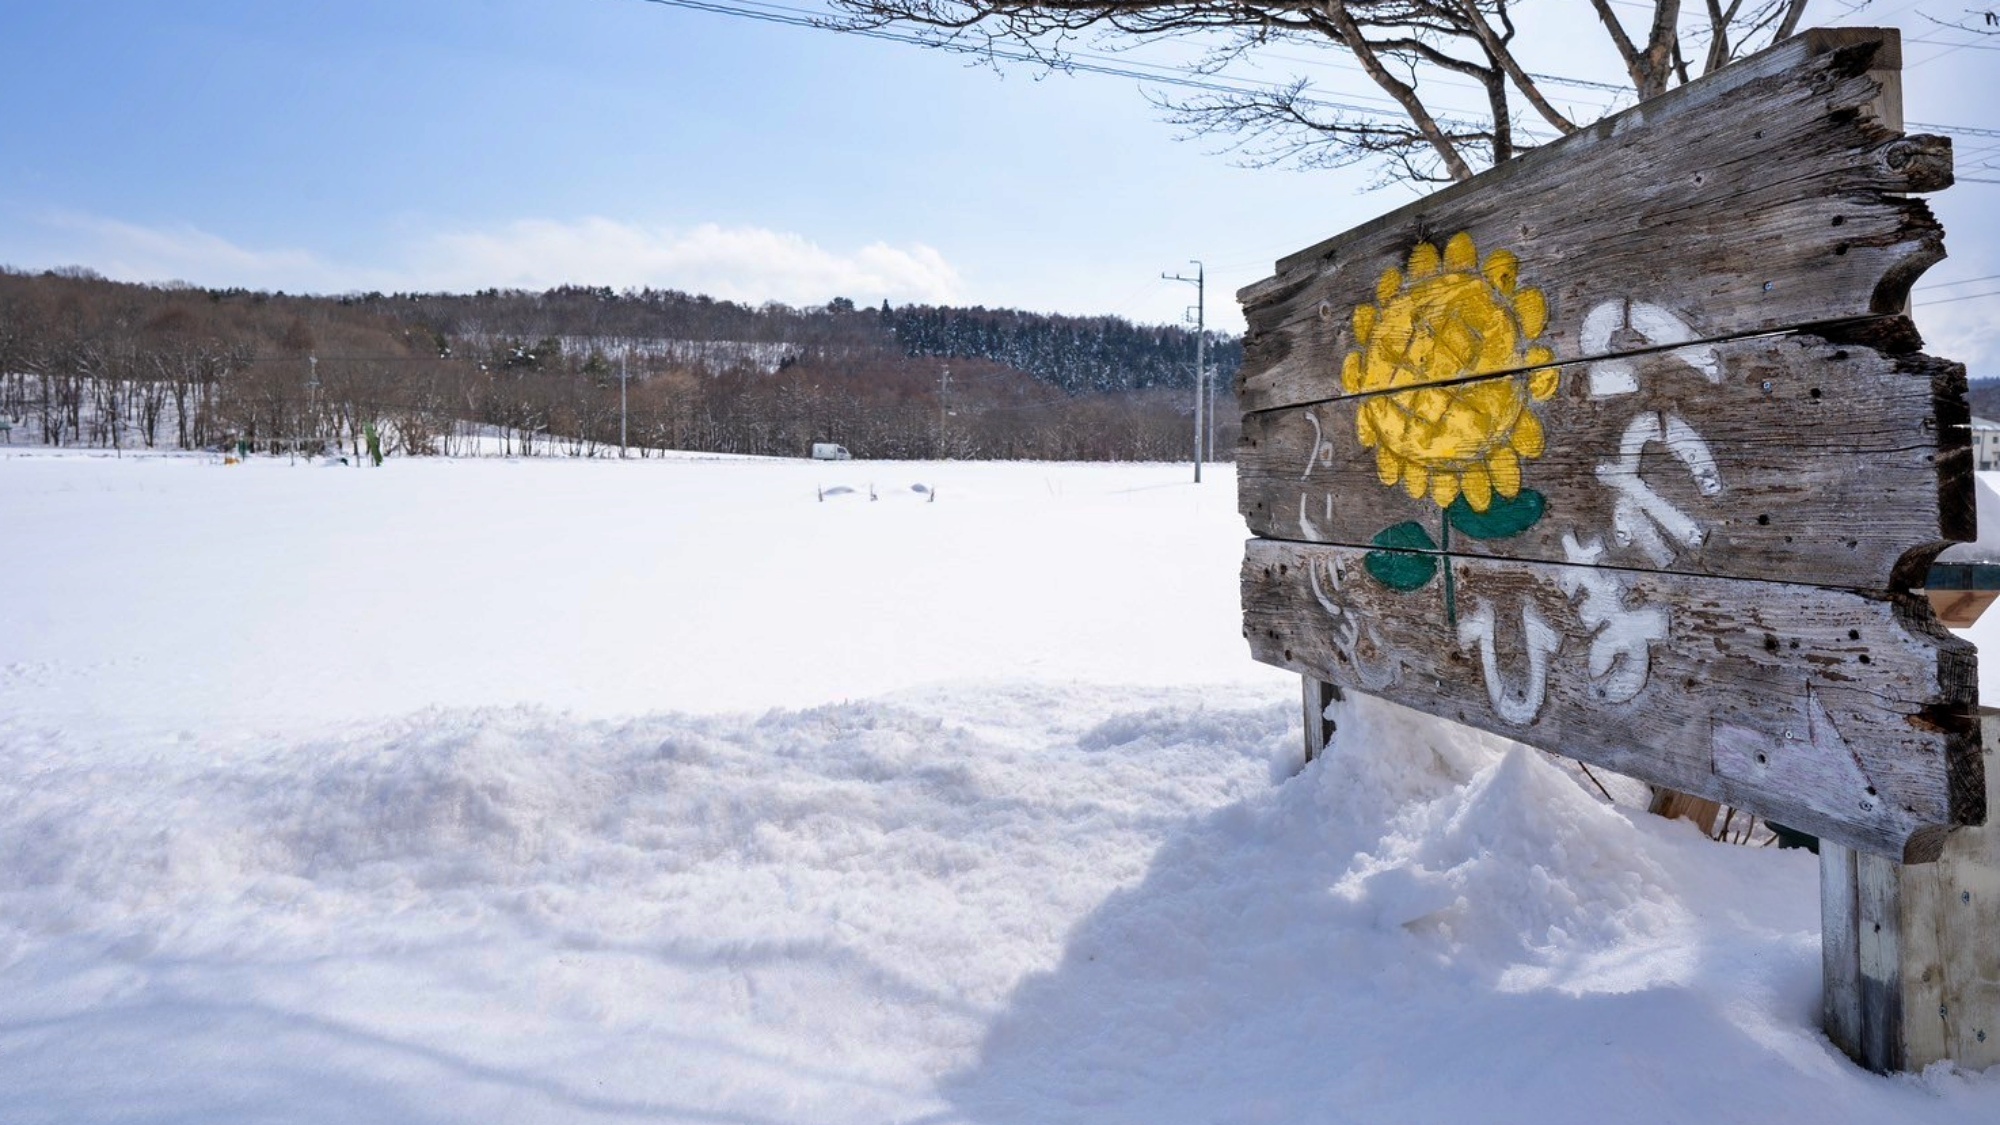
[21,213,964,308]
[420,218,963,306]
[1920,304,2000,379]
[36,212,340,292]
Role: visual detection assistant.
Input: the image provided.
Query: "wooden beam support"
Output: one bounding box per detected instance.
[1302,675,1344,767]
[1824,710,2000,1072]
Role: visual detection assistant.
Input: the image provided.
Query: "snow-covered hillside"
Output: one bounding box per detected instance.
[1,449,1995,1123]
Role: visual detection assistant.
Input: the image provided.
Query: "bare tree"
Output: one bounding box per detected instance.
[829,0,1812,184]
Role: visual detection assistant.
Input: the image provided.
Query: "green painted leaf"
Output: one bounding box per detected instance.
[1447,489,1546,540]
[1372,521,1438,553]
[1364,550,1438,592]
[1365,521,1439,592]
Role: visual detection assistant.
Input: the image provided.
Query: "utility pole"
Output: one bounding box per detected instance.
[620,351,629,459]
[1162,261,1205,483]
[307,353,318,461]
[938,363,950,457]
[1207,362,1217,463]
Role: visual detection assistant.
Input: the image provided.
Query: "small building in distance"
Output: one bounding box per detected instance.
[1974,416,2000,472]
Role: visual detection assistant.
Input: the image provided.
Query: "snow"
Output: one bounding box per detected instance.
[1,449,1996,1122]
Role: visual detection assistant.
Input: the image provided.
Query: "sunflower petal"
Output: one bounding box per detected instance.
[1515,287,1548,339]
[1431,470,1460,509]
[1402,462,1429,500]
[1461,465,1493,513]
[1528,366,1560,401]
[1482,249,1520,294]
[1357,404,1381,448]
[1343,352,1365,395]
[1376,268,1403,305]
[1444,232,1478,272]
[1376,449,1402,487]
[1408,242,1441,278]
[1488,446,1522,497]
[1512,411,1546,459]
[1353,303,1376,344]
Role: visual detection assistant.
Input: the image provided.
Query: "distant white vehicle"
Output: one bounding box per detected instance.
[810,443,852,461]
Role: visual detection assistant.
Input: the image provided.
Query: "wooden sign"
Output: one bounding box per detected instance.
[1235,28,1980,864]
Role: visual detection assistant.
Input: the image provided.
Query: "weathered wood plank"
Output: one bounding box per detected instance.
[1934,710,2000,1068]
[1899,846,1952,1067]
[1242,538,1981,860]
[1237,29,1949,417]
[1239,336,1970,591]
[1891,713,1997,1068]
[1856,849,1908,1068]
[1823,843,1865,1058]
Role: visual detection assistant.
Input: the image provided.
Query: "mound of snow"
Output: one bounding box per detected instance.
[1,455,1996,1122]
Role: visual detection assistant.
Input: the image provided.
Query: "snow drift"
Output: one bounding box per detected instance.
[0,451,1994,1122]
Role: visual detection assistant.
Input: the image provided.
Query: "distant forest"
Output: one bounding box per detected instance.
[1968,378,2000,424]
[0,267,1241,461]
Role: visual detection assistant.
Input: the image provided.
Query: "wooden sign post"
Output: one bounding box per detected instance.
[1823,708,2000,1071]
[1235,28,1995,1072]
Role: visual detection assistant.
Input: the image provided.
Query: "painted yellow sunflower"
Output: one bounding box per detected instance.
[1343,232,1559,513]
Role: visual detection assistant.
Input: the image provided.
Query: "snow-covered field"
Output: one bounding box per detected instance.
[2,448,1996,1123]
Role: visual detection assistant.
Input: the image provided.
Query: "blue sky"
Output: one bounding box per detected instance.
[1,0,1994,356]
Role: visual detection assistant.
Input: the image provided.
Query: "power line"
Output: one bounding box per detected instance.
[1918,122,2000,139]
[633,0,2000,160]
[1919,287,2000,307]
[1908,35,2000,50]
[632,0,1454,128]
[1917,273,2000,291]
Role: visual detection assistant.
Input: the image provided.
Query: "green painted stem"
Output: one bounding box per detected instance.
[1441,509,1457,628]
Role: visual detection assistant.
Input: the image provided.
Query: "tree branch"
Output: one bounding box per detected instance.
[1588,0,1645,78]
[829,0,1822,185]
[1454,0,1576,136]
[1319,0,1474,180]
